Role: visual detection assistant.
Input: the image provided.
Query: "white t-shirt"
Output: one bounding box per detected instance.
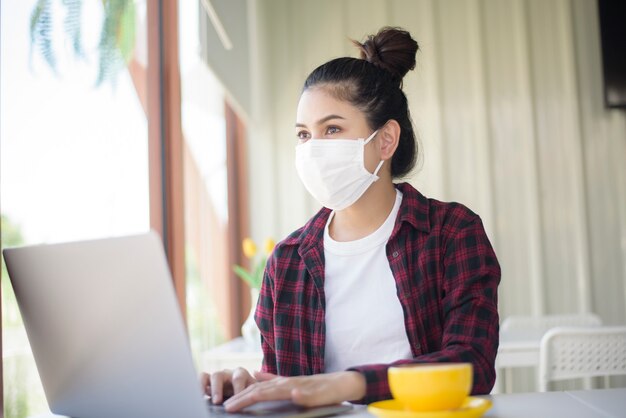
[323,189,413,373]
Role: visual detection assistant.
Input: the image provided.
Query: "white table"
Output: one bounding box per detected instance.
[483,388,626,418]
[494,329,544,393]
[563,387,626,417]
[205,332,543,369]
[29,388,626,418]
[342,388,626,418]
[496,330,543,368]
[204,334,544,394]
[202,337,263,372]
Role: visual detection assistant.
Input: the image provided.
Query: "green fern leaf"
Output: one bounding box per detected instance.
[96,0,127,86]
[116,0,136,63]
[252,257,267,289]
[30,0,57,72]
[233,265,255,288]
[62,0,84,57]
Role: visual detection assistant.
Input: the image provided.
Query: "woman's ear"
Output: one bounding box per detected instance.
[378,120,401,161]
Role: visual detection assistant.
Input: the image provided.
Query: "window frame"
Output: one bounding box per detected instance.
[226,101,251,338]
[147,0,186,315]
[0,0,251,408]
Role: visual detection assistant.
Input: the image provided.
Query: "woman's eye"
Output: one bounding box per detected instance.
[297,131,310,140]
[326,126,340,135]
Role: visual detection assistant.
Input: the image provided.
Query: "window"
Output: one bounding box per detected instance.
[1,1,149,416]
[179,0,250,368]
[1,1,249,415]
[179,8,230,357]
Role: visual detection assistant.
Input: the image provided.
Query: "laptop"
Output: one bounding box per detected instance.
[3,231,352,418]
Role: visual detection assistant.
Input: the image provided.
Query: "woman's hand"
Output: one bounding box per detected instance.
[200,368,257,404]
[222,371,367,412]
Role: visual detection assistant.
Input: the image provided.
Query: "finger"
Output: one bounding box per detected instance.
[223,388,261,412]
[210,371,230,404]
[253,371,278,382]
[232,368,253,395]
[224,380,258,405]
[291,380,345,408]
[291,387,322,408]
[224,382,290,412]
[200,372,211,395]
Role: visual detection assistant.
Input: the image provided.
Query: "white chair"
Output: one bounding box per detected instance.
[538,326,626,392]
[496,313,603,393]
[501,313,602,334]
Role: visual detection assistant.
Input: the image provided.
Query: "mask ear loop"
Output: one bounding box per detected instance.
[364,129,385,176]
[372,160,385,176]
[363,129,379,144]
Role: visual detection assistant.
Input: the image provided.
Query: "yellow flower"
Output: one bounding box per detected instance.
[264,238,276,255]
[242,238,257,259]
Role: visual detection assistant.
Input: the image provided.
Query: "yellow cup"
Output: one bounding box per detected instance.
[388,363,473,411]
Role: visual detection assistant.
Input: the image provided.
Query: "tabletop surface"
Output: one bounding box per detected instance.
[29,387,626,418]
[564,388,626,417]
[482,389,625,418]
[349,389,626,418]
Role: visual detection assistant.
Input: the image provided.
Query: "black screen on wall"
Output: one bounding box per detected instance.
[598,0,626,108]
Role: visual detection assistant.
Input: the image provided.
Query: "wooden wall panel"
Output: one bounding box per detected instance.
[248,0,626,340]
[526,0,591,314]
[481,0,545,316]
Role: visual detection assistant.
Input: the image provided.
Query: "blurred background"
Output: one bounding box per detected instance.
[1,0,625,417]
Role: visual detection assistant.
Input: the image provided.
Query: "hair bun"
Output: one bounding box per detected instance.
[353,27,418,84]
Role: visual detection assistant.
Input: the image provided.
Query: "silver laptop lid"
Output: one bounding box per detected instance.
[3,231,209,418]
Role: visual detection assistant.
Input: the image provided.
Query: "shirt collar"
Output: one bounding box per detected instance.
[394,182,431,234]
[295,182,431,257]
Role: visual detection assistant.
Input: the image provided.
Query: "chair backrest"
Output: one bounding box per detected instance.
[538,326,626,392]
[501,313,602,334]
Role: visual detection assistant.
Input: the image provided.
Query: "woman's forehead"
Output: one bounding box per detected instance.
[296,87,365,127]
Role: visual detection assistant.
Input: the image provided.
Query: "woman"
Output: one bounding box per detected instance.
[202,27,500,411]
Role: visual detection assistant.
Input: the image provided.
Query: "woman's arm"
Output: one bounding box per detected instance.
[348,216,501,403]
[222,371,366,412]
[199,249,282,405]
[231,217,500,410]
[255,255,278,374]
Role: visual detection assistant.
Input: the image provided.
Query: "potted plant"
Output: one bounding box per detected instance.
[233,237,275,348]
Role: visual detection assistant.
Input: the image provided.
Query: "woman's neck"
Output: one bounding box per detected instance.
[328,179,397,242]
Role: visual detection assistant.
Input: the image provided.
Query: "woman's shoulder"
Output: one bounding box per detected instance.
[396,182,483,234]
[429,197,481,230]
[269,206,332,258]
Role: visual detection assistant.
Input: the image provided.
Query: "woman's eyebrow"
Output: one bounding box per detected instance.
[295,114,346,128]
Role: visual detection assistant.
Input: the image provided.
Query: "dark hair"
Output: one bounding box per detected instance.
[303,27,419,178]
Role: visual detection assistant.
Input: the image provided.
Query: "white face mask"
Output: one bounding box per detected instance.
[295,130,384,211]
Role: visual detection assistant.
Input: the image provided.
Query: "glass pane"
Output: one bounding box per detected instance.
[1,1,149,417]
[179,0,229,368]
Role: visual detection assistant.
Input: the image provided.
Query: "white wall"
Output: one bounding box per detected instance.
[242,4,626,383]
[245,0,626,329]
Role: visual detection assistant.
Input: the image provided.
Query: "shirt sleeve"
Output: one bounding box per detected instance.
[255,255,278,374]
[348,216,501,404]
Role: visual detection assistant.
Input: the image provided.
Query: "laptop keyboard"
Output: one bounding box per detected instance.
[207,402,229,415]
[207,399,309,416]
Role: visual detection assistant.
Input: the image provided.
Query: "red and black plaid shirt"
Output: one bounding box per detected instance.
[254,182,500,403]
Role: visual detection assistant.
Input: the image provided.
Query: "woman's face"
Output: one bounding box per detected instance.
[295,87,372,142]
[295,86,382,173]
